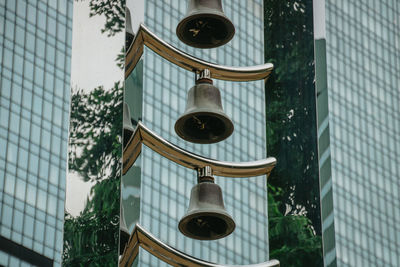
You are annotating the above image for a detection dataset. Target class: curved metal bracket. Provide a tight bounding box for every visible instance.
[123,121,276,177]
[125,24,274,82]
[120,223,280,267]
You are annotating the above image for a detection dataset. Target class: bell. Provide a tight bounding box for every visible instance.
[126,7,135,50]
[123,102,135,148]
[176,0,235,48]
[179,167,235,240]
[119,205,130,254]
[175,70,234,144]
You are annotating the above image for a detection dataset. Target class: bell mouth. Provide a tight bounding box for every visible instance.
[174,111,234,144]
[179,212,235,240]
[176,14,235,48]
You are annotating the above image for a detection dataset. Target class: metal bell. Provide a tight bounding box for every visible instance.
[126,7,135,50]
[179,167,235,240]
[123,102,135,148]
[175,70,234,144]
[176,0,235,48]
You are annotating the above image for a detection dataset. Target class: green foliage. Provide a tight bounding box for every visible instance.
[63,179,120,267]
[63,84,123,266]
[87,0,126,69]
[64,2,126,265]
[268,185,322,267]
[116,47,126,70]
[89,0,126,36]
[264,0,323,265]
[264,0,321,233]
[68,83,123,182]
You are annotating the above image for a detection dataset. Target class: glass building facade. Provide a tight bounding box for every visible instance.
[325,0,400,266]
[2,0,399,266]
[0,0,72,266]
[124,0,270,265]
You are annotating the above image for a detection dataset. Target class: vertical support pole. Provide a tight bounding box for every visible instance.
[121,0,145,264]
[63,0,125,265]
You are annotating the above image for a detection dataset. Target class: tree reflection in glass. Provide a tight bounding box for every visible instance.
[264,0,323,266]
[63,85,123,266]
[63,0,125,265]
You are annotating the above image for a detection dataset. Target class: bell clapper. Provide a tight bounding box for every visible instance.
[192,115,206,130]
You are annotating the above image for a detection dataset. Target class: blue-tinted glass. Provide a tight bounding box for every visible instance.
[15,178,26,201]
[47,16,56,36]
[0,107,9,128]
[45,72,54,91]
[47,194,57,216]
[37,10,46,30]
[46,44,55,62]
[22,89,32,109]
[55,78,64,98]
[9,256,20,267]
[9,112,20,133]
[6,142,18,164]
[15,25,25,47]
[325,1,400,266]
[41,129,51,150]
[26,184,36,207]
[35,37,45,58]
[36,189,46,212]
[0,250,8,266]
[0,169,4,191]
[30,123,40,144]
[39,159,49,179]
[13,209,24,232]
[3,48,13,70]
[5,19,15,40]
[2,204,13,227]
[45,225,55,247]
[27,4,36,23]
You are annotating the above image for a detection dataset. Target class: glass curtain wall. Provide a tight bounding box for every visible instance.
[0,1,72,266]
[326,0,400,266]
